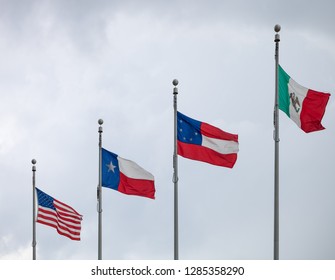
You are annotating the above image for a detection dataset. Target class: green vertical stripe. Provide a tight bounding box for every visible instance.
[278,65,291,117]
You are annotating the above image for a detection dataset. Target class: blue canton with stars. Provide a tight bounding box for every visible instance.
[36,188,56,210]
[101,148,120,191]
[177,111,203,145]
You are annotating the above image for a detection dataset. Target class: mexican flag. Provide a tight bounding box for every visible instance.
[278,65,330,133]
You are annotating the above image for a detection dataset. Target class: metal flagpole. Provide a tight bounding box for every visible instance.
[172,79,179,260]
[273,24,281,260]
[97,119,104,260]
[32,158,37,260]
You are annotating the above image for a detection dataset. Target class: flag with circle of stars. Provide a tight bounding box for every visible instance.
[176,111,239,168]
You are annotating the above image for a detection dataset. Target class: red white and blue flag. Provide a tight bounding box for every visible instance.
[177,111,239,168]
[102,148,156,199]
[36,188,82,241]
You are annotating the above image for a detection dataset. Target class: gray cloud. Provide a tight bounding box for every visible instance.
[0,0,334,260]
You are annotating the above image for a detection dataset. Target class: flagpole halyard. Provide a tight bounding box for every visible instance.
[273,24,281,260]
[172,79,179,260]
[98,119,103,260]
[32,159,37,260]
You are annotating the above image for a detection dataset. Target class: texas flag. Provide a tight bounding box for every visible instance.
[177,111,239,168]
[101,148,155,199]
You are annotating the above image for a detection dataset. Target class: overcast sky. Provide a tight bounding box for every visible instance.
[0,0,334,260]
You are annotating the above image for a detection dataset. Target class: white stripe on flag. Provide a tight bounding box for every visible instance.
[37,206,81,238]
[287,78,308,128]
[118,156,154,180]
[202,135,239,154]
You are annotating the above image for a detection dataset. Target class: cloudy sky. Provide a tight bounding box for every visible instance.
[0,0,334,260]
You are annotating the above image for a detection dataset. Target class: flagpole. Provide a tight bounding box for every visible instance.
[172,79,179,260]
[32,158,37,260]
[273,24,281,260]
[98,119,103,260]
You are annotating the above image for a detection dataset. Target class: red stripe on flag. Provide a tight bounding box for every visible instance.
[178,141,237,168]
[37,205,82,240]
[300,89,330,133]
[37,214,81,240]
[54,199,82,216]
[118,172,155,199]
[56,213,82,226]
[200,122,239,141]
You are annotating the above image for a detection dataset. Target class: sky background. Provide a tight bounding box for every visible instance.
[0,0,334,260]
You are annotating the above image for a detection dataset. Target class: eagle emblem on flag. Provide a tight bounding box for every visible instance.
[290,92,301,113]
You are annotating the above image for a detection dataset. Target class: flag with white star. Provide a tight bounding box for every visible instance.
[101,148,155,199]
[177,111,239,168]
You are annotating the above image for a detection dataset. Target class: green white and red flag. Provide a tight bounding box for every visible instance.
[278,65,330,133]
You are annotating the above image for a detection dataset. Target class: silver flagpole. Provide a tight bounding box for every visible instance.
[98,119,104,260]
[32,159,37,260]
[172,79,179,260]
[273,24,281,260]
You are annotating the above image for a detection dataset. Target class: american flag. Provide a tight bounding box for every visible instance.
[36,188,82,241]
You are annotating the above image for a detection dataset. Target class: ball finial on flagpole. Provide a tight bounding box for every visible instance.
[173,79,178,95]
[274,24,281,42]
[31,159,37,171]
[98,119,103,125]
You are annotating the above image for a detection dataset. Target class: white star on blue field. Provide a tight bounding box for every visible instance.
[107,162,117,173]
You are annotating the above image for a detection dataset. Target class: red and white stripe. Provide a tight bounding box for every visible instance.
[117,156,156,199]
[37,199,82,241]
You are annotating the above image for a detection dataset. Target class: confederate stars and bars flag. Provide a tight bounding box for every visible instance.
[177,111,239,168]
